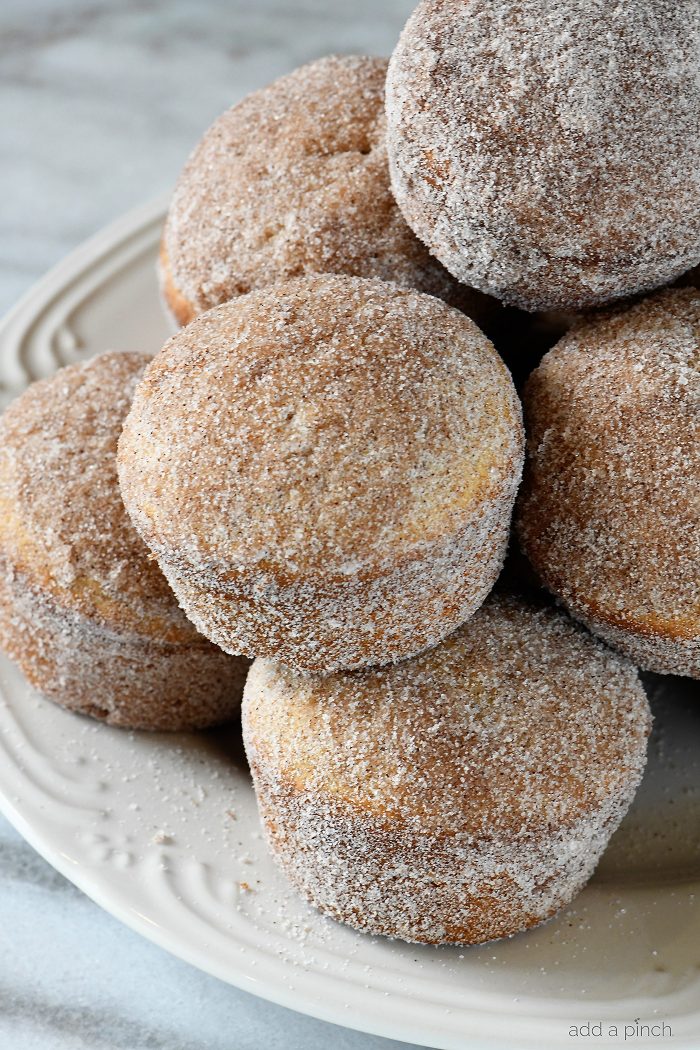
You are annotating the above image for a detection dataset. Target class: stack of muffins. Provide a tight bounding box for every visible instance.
[1,0,698,946]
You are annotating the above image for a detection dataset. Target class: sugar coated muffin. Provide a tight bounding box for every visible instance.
[386,0,700,312]
[161,54,494,329]
[118,275,524,674]
[243,593,651,944]
[0,352,249,730]
[517,288,700,677]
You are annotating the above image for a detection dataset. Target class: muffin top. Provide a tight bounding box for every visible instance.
[244,593,650,839]
[518,287,700,642]
[162,54,489,324]
[119,275,523,578]
[386,0,700,311]
[0,351,200,642]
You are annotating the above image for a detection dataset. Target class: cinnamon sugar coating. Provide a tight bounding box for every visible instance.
[160,54,495,329]
[243,593,650,945]
[118,275,524,674]
[386,0,700,312]
[0,352,248,730]
[517,288,700,677]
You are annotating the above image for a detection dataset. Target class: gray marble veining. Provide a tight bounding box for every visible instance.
[0,2,427,1047]
[0,0,416,315]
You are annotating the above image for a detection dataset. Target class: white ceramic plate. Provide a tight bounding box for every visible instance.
[0,199,699,1050]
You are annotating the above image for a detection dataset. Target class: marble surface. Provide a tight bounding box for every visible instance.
[0,0,417,315]
[0,2,427,1047]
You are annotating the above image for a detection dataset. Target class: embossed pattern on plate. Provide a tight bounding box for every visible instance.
[0,199,698,1050]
